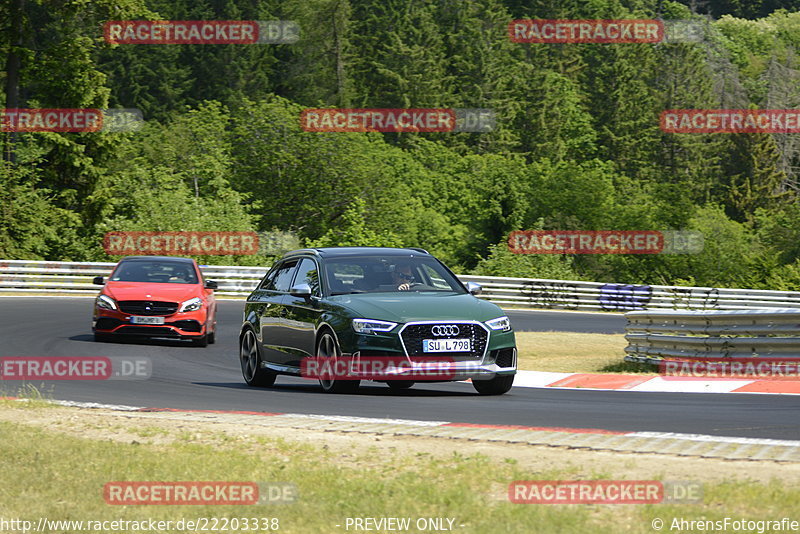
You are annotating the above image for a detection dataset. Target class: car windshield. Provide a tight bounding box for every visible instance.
[324,256,465,295]
[110,260,198,284]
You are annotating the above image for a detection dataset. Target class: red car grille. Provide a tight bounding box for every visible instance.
[118,300,179,316]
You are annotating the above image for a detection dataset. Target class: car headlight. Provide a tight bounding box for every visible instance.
[485,316,511,332]
[352,318,398,334]
[179,297,204,313]
[96,294,117,311]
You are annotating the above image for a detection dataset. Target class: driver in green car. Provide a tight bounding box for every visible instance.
[391,262,416,291]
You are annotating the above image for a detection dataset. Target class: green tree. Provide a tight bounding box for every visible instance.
[280,0,355,107]
[663,205,763,287]
[755,203,800,264]
[472,241,581,280]
[720,131,793,221]
[350,0,454,109]
[96,166,259,265]
[522,71,597,162]
[229,96,425,245]
[434,0,530,154]
[306,197,403,247]
[0,160,82,260]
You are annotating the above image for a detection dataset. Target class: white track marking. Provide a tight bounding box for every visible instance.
[628,376,753,393]
[627,431,800,447]
[17,399,798,448]
[278,413,449,427]
[512,370,572,388]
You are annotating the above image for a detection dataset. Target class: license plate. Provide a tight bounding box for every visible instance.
[130,316,165,325]
[422,338,471,352]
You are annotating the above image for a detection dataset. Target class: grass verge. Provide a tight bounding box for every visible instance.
[0,383,57,408]
[0,404,797,534]
[515,331,656,374]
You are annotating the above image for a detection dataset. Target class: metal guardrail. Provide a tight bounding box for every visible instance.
[624,309,800,362]
[2,260,800,312]
[458,275,800,311]
[0,260,264,297]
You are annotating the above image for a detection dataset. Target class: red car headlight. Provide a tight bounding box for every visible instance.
[179,297,203,313]
[96,294,117,310]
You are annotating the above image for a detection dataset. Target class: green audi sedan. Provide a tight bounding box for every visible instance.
[239,247,516,394]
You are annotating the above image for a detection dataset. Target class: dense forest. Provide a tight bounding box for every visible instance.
[2,0,800,289]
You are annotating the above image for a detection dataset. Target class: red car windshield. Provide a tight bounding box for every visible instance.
[110,261,198,284]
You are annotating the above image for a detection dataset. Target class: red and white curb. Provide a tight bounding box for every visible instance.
[513,370,800,395]
[8,399,794,462]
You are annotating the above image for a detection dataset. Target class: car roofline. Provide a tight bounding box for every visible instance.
[282,247,431,259]
[118,256,196,263]
[281,248,321,258]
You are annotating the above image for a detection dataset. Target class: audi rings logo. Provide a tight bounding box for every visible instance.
[431,325,460,336]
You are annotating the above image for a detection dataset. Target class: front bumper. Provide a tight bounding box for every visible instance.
[93,308,208,339]
[350,348,517,381]
[341,321,517,382]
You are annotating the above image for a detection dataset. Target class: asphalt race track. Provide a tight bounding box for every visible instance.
[505,309,626,333]
[1,297,798,440]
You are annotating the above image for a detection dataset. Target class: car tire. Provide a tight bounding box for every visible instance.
[193,334,209,347]
[208,309,217,344]
[472,374,514,395]
[240,329,277,387]
[316,330,360,394]
[387,381,415,390]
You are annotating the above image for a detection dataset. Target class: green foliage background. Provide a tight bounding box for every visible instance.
[2,0,800,288]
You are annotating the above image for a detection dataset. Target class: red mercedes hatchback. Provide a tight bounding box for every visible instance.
[92,256,218,346]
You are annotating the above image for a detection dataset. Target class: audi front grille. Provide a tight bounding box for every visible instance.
[399,321,489,362]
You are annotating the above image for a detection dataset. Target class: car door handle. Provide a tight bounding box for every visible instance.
[279,308,288,317]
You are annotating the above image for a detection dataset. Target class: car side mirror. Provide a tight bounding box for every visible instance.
[204,280,218,290]
[290,283,312,298]
[92,276,104,285]
[465,282,482,295]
